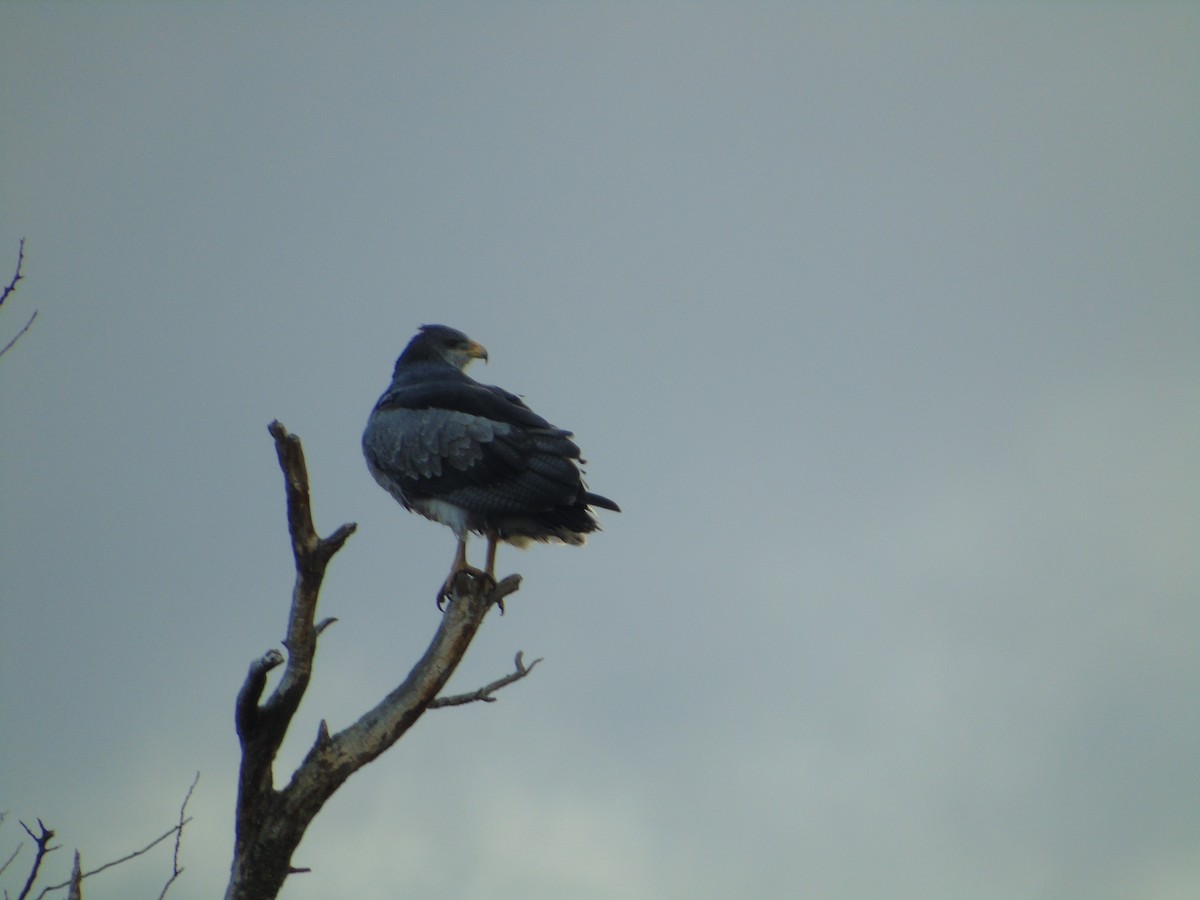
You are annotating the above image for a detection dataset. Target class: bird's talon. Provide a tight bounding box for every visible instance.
[438,566,495,608]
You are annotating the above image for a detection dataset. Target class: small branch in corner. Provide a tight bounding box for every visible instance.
[32,774,197,900]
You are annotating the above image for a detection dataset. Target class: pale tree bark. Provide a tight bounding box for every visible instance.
[224,422,533,900]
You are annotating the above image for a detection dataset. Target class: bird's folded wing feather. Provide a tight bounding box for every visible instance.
[365,392,585,512]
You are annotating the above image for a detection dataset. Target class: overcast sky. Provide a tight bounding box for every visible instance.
[2,4,1197,899]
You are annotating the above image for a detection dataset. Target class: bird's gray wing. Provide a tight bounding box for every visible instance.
[364,404,586,517]
[364,407,502,480]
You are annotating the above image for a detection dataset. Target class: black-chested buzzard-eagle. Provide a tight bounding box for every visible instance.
[363,324,619,605]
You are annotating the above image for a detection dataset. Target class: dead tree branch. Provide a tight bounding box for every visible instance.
[32,824,186,899]
[225,422,531,900]
[19,777,196,900]
[16,820,56,900]
[154,771,198,900]
[65,853,81,900]
[0,239,24,307]
[2,774,193,899]
[32,811,194,900]
[1,843,20,879]
[0,811,20,879]
[0,239,35,359]
[0,310,36,358]
[429,651,543,707]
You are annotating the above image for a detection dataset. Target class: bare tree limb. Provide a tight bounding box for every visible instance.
[268,419,356,718]
[61,822,190,885]
[0,239,35,359]
[64,854,80,900]
[31,773,197,900]
[16,820,56,900]
[429,651,544,708]
[225,422,535,900]
[0,310,36,359]
[2,757,195,899]
[31,823,190,900]
[234,649,283,739]
[154,772,198,900]
[1,843,21,879]
[0,239,24,308]
[0,811,20,879]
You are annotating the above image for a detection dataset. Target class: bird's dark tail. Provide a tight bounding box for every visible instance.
[585,492,620,513]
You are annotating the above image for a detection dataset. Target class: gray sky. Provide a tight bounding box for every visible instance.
[2,4,1197,898]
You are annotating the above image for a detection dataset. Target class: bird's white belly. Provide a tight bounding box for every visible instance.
[411,497,472,536]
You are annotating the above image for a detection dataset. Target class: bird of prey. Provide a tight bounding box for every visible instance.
[363,324,619,606]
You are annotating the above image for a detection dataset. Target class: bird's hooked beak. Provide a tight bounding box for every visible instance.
[468,339,489,364]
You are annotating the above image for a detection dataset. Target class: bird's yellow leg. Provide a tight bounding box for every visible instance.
[484,534,504,613]
[438,534,494,609]
[439,535,473,608]
[451,534,469,573]
[484,534,498,580]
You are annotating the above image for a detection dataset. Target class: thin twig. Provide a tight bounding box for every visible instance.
[33,820,191,900]
[155,772,199,900]
[429,651,543,708]
[1,842,21,878]
[0,310,37,358]
[0,814,20,877]
[0,239,35,359]
[0,239,24,308]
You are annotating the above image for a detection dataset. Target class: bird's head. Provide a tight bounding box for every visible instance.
[397,324,489,372]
